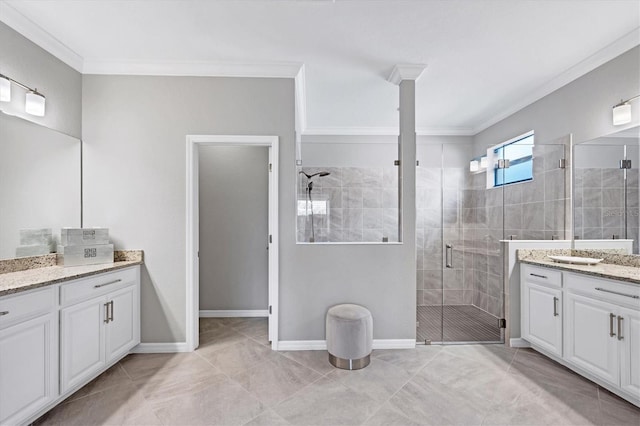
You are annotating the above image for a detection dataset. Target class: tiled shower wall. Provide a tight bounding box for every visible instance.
[574,167,640,253]
[296,167,399,243]
[417,143,569,320]
[500,143,569,241]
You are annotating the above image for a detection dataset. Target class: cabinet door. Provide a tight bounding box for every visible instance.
[565,292,618,386]
[619,307,640,399]
[60,296,106,393]
[0,313,57,425]
[523,282,563,356]
[105,285,138,364]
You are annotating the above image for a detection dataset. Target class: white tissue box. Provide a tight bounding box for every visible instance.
[16,245,52,257]
[57,244,114,266]
[61,228,109,246]
[19,228,52,246]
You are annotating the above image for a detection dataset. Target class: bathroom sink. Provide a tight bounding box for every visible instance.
[547,255,603,265]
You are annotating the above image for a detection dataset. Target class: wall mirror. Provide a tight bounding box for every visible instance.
[573,126,639,254]
[0,111,81,260]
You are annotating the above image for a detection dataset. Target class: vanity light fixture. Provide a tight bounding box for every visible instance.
[612,95,639,126]
[0,73,46,116]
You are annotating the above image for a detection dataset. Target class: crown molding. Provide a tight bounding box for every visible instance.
[82,60,303,78]
[417,127,475,136]
[472,26,640,135]
[303,126,398,136]
[303,126,474,136]
[0,2,84,71]
[387,64,427,85]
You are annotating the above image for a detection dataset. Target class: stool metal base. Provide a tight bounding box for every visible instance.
[328,353,371,370]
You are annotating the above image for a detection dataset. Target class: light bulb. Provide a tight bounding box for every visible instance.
[612,103,631,126]
[0,76,10,102]
[25,91,45,116]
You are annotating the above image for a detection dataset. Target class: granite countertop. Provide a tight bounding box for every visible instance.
[518,249,640,285]
[0,250,143,297]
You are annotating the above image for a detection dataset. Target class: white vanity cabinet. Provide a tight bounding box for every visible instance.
[619,307,640,397]
[0,287,58,426]
[565,272,640,394]
[521,263,640,406]
[60,267,140,393]
[521,265,563,356]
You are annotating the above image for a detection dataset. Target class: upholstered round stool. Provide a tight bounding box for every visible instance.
[326,304,372,370]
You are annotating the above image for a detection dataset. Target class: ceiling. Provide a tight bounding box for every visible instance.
[1,0,639,135]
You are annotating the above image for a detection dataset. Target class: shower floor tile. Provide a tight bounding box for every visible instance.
[417,305,502,343]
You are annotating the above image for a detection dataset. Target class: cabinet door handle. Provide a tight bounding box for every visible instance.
[553,297,559,316]
[609,313,616,337]
[595,288,639,299]
[104,302,110,323]
[0,311,9,316]
[445,244,453,268]
[94,279,122,289]
[530,273,547,279]
[617,316,624,341]
[109,301,114,322]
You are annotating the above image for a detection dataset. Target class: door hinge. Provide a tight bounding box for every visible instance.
[496,159,510,169]
[269,234,272,244]
[394,160,400,166]
[416,160,420,166]
[620,159,632,169]
[269,163,273,172]
[558,158,566,169]
[269,305,272,314]
[499,318,506,328]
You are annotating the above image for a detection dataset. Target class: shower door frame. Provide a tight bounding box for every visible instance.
[186,135,280,352]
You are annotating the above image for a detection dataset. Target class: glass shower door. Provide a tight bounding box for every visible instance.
[440,144,504,343]
[417,143,506,344]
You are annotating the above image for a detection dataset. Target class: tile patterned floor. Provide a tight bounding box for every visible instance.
[35,318,640,425]
[417,305,502,343]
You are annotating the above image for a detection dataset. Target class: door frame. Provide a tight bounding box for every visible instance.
[186,135,279,351]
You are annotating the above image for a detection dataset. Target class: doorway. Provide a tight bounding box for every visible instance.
[186,135,279,351]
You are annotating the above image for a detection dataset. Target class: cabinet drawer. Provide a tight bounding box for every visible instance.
[60,267,138,307]
[522,264,562,288]
[565,273,640,309]
[0,287,56,330]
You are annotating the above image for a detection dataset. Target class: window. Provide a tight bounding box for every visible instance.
[489,131,534,188]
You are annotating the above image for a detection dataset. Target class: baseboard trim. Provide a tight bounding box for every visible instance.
[277,339,415,351]
[199,310,269,318]
[509,338,531,348]
[130,342,190,353]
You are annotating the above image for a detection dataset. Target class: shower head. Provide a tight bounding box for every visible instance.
[299,170,331,179]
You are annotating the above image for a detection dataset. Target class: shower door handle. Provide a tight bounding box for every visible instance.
[445,244,453,268]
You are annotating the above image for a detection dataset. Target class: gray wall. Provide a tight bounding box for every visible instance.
[82,76,293,342]
[0,21,82,137]
[82,75,415,343]
[474,46,640,153]
[198,146,269,311]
